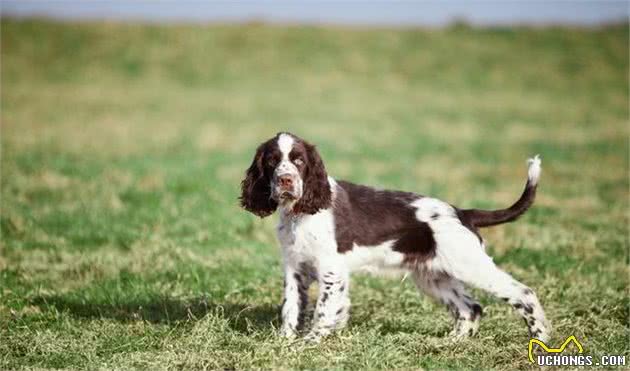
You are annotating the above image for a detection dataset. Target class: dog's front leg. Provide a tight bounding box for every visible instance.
[305,269,350,343]
[280,265,308,339]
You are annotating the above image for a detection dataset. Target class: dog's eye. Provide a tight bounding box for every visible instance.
[293,158,304,166]
[266,158,278,168]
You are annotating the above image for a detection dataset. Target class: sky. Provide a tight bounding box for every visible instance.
[1,1,628,27]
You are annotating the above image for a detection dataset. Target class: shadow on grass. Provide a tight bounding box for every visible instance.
[30,295,280,334]
[375,321,445,337]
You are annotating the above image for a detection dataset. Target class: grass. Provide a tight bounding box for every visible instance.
[1,18,628,370]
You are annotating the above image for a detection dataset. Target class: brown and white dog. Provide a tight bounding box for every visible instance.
[240,132,550,343]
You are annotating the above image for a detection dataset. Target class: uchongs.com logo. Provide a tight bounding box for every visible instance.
[528,335,626,367]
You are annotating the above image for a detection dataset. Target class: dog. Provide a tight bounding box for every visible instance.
[240,132,550,343]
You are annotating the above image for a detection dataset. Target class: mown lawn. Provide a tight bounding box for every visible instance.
[1,19,628,370]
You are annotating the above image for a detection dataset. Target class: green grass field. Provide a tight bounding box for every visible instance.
[1,19,628,370]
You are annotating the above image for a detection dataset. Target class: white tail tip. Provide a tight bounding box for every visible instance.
[527,154,542,185]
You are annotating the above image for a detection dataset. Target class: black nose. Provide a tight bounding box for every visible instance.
[278,175,293,188]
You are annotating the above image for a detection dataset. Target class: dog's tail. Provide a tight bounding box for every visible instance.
[461,155,541,228]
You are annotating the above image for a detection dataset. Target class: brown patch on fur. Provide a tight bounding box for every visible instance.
[292,138,332,215]
[332,181,436,264]
[239,139,278,217]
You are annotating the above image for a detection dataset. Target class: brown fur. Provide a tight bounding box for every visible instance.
[461,180,537,227]
[240,139,278,217]
[292,140,332,215]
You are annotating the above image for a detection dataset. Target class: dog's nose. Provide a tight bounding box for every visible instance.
[278,175,293,188]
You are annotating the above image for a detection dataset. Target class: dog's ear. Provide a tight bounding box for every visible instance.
[293,142,331,214]
[240,143,278,217]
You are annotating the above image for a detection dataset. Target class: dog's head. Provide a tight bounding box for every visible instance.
[240,132,331,217]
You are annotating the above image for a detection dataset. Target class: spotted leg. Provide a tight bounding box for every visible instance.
[443,250,551,342]
[280,265,313,338]
[304,269,350,343]
[414,272,483,339]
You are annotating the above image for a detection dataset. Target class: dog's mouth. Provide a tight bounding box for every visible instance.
[279,191,296,200]
[272,187,299,202]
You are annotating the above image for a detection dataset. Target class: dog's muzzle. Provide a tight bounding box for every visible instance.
[272,173,300,201]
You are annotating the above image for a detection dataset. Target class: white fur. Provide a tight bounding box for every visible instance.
[274,134,304,202]
[277,133,294,160]
[413,197,457,222]
[344,240,406,275]
[276,133,299,176]
[527,154,542,185]
[412,198,488,276]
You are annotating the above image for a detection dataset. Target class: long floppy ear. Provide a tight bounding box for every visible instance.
[240,143,278,217]
[293,143,332,214]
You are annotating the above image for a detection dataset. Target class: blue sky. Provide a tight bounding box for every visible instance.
[1,1,627,26]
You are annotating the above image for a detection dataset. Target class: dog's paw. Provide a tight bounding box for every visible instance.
[303,331,323,344]
[448,322,478,342]
[279,326,297,339]
[530,328,551,344]
[449,332,474,343]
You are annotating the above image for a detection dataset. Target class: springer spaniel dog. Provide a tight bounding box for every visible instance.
[240,132,550,344]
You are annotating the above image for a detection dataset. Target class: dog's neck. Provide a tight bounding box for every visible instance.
[278,200,300,221]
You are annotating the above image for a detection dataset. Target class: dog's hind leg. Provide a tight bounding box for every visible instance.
[413,272,483,338]
[436,247,551,342]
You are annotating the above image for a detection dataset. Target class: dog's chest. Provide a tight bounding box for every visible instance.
[277,208,337,264]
